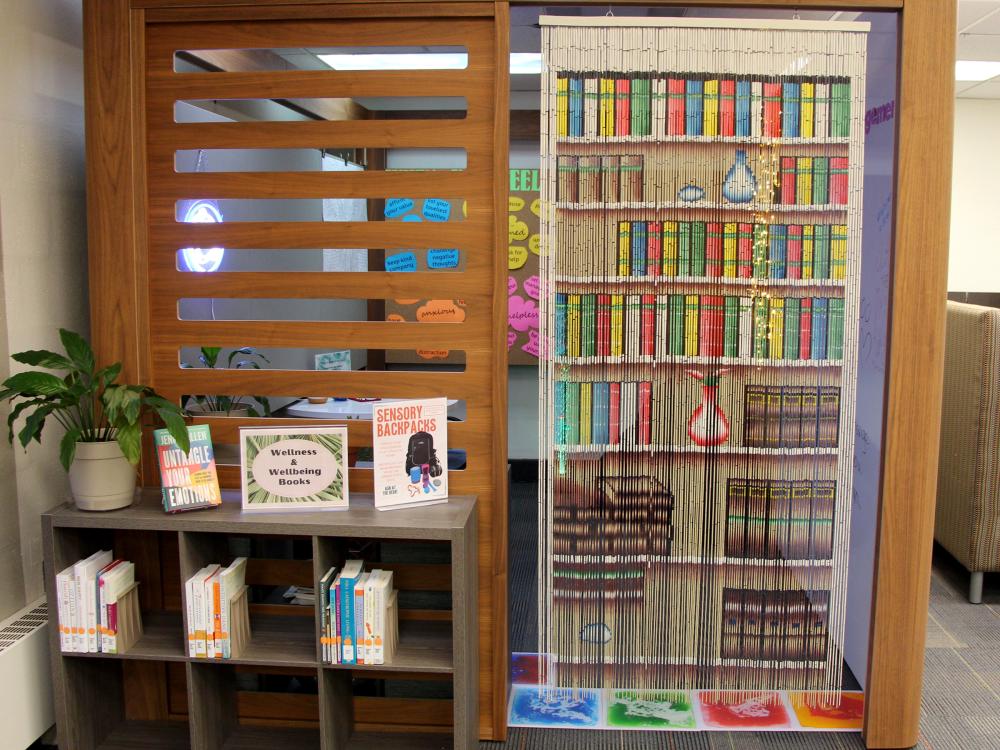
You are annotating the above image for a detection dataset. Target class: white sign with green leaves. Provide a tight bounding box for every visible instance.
[240,426,349,512]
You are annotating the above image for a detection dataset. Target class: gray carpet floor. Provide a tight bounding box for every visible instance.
[488,482,1000,749]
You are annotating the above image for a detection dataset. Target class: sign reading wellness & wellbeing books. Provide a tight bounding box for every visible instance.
[372,397,448,510]
[240,426,349,512]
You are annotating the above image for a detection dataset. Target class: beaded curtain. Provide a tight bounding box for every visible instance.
[537,16,869,698]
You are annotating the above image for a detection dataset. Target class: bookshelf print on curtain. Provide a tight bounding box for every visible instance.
[538,17,868,702]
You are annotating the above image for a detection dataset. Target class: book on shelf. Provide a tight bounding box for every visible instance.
[719,79,736,136]
[556,379,653,448]
[372,397,449,510]
[580,220,849,281]
[721,588,829,662]
[743,384,841,448]
[800,81,816,138]
[155,424,222,514]
[725,477,835,560]
[57,552,139,655]
[322,561,396,666]
[556,293,845,362]
[705,222,723,277]
[556,72,847,139]
[685,78,703,136]
[703,78,719,137]
[782,81,800,138]
[723,222,738,278]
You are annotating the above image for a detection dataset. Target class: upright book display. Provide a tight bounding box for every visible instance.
[539,17,868,696]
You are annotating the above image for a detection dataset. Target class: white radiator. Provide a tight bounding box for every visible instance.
[0,599,53,750]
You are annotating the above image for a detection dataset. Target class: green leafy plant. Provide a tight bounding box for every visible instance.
[181,346,272,417]
[0,329,190,470]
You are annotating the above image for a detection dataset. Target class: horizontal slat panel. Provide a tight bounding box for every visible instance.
[149,219,488,251]
[191,417,486,446]
[157,271,488,301]
[238,692,318,722]
[399,609,452,622]
[355,697,453,727]
[154,368,480,398]
[147,119,490,150]
[248,603,314,618]
[145,6,494,26]
[149,320,490,351]
[246,558,313,587]
[148,199,489,225]
[381,563,451,592]
[151,169,488,200]
[148,69,490,102]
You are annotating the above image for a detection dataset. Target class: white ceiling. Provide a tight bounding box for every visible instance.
[958,0,1000,98]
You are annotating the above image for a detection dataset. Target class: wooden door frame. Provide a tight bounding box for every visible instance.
[85,0,953,747]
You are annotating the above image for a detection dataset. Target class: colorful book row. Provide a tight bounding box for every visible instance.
[554,293,845,361]
[185,557,247,659]
[743,385,841,449]
[556,74,852,140]
[725,478,835,561]
[55,550,135,654]
[720,588,830,662]
[610,221,848,280]
[557,154,643,203]
[775,156,849,206]
[319,561,397,666]
[555,380,654,447]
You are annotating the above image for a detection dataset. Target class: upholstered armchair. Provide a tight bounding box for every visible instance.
[935,301,1000,603]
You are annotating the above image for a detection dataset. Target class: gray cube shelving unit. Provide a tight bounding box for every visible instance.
[42,491,478,750]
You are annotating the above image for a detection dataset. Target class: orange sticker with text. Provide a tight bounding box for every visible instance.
[416,300,466,323]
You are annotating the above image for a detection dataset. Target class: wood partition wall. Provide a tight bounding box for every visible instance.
[84,1,953,748]
[85,0,508,741]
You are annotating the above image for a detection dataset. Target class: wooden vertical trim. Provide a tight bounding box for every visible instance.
[864,1,955,747]
[85,0,141,381]
[490,1,510,741]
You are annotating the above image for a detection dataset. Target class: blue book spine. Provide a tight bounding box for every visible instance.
[782,82,800,137]
[735,80,751,137]
[631,221,646,277]
[811,298,829,360]
[592,382,609,445]
[555,293,567,356]
[569,78,583,137]
[769,224,787,278]
[555,381,567,445]
[685,79,704,136]
[340,576,356,664]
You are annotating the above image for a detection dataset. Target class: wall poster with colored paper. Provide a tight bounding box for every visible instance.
[509,168,542,363]
[532,14,888,731]
[383,195,467,364]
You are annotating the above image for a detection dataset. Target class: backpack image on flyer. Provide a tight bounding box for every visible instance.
[405,431,443,478]
[372,398,449,510]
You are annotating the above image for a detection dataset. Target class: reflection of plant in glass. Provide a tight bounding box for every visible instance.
[0,329,190,469]
[181,346,272,417]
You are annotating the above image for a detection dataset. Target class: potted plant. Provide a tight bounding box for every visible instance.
[181,346,272,417]
[0,329,190,511]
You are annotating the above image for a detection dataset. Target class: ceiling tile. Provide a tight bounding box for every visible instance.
[957,33,1000,61]
[958,0,1000,32]
[957,77,1000,98]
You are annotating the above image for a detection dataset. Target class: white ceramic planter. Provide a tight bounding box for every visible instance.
[68,441,137,512]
